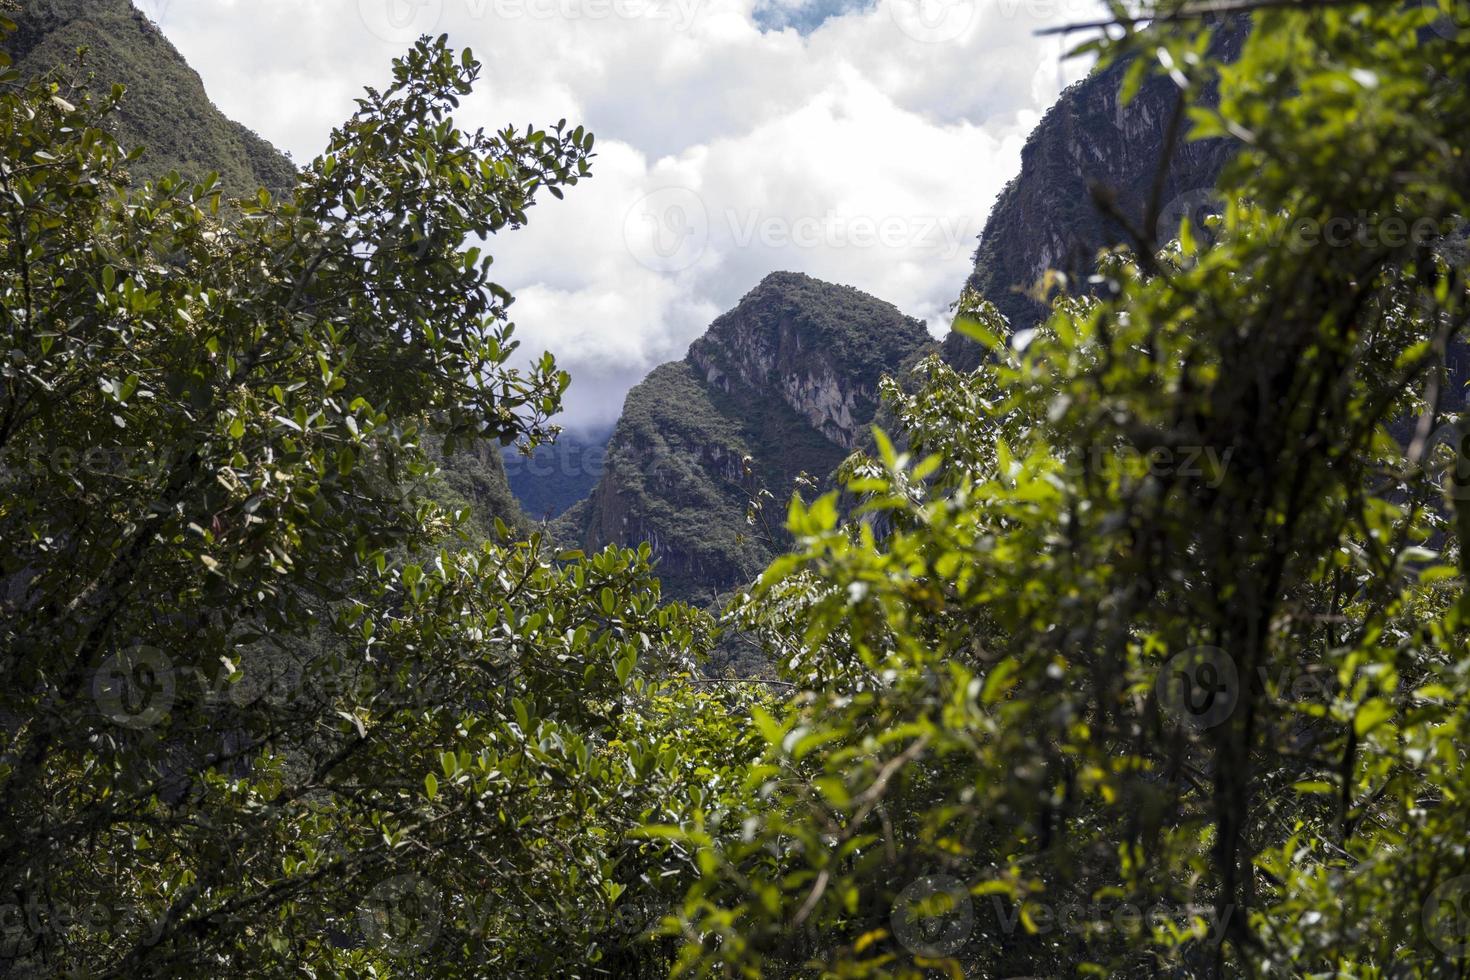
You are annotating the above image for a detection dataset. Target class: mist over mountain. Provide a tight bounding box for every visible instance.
[501,428,613,521]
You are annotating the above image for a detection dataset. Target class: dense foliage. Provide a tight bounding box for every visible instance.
[2,0,1469,977]
[661,6,1470,976]
[0,27,758,977]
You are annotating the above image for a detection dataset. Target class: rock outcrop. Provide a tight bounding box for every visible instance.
[560,272,930,600]
[942,19,1248,369]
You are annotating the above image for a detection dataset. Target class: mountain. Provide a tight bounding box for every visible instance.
[941,19,1248,368]
[7,0,297,198]
[3,0,533,534]
[557,21,1252,602]
[533,25,1252,549]
[557,272,931,602]
[502,428,613,522]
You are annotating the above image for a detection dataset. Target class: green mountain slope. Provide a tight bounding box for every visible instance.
[561,272,931,602]
[7,0,296,197]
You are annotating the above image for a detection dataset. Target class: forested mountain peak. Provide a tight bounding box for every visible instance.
[559,270,928,603]
[6,0,297,197]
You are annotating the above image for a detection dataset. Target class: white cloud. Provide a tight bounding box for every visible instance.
[151,0,1099,429]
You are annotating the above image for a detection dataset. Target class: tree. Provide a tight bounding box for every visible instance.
[0,26,755,977]
[660,5,1470,977]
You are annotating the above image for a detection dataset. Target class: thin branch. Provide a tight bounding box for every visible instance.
[1036,0,1393,35]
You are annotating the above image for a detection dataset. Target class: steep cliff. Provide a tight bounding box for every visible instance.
[942,20,1248,369]
[562,272,930,601]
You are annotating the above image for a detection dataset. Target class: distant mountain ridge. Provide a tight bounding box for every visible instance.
[558,272,931,601]
[502,428,612,521]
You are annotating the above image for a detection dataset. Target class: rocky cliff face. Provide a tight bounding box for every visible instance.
[561,272,930,600]
[688,273,918,449]
[942,19,1248,369]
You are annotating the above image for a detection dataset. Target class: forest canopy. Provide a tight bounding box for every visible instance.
[1,1,1469,977]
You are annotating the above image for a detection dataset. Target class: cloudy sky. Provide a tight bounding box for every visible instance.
[144,0,1101,430]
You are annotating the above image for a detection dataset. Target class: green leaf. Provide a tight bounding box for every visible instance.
[1291,781,1335,794]
[954,315,1003,351]
[1353,699,1395,737]
[981,658,1019,705]
[751,707,786,746]
[614,650,636,687]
